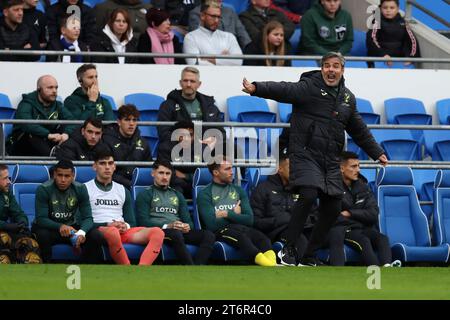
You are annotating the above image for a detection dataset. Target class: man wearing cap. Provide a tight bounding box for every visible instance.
[243,51,388,266]
[250,146,317,259]
[32,159,104,263]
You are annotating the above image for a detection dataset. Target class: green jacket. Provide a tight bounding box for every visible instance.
[34,180,93,233]
[0,189,28,229]
[64,87,115,121]
[135,185,193,229]
[197,182,253,233]
[12,91,75,140]
[298,2,353,55]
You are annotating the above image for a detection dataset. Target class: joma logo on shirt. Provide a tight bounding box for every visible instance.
[215,204,235,211]
[95,199,120,206]
[156,207,177,214]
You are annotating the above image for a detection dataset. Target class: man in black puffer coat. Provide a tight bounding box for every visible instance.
[250,147,317,257]
[243,51,388,266]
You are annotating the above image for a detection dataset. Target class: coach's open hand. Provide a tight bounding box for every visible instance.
[378,154,388,166]
[242,78,255,94]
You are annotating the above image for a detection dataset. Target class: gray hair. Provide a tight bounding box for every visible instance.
[321,52,346,67]
[181,66,200,79]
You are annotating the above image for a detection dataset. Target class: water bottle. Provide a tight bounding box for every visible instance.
[69,230,79,247]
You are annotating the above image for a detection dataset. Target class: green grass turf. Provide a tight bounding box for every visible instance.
[0,264,449,300]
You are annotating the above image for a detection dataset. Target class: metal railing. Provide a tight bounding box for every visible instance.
[1,49,450,64]
[405,0,450,29]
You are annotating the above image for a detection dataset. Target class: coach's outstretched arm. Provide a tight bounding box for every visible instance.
[242,77,309,105]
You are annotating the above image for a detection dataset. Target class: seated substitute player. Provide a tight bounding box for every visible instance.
[197,155,277,267]
[326,151,400,267]
[136,159,215,265]
[0,164,41,264]
[85,150,164,265]
[32,160,104,263]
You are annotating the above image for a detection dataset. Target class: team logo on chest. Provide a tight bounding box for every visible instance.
[95,198,119,206]
[3,195,9,207]
[170,196,178,206]
[67,196,77,209]
[229,191,238,200]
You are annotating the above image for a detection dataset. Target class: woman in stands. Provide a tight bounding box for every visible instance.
[137,8,184,64]
[366,0,420,67]
[91,8,138,64]
[243,20,291,67]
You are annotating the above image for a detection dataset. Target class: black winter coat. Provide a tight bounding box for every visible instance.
[253,70,384,197]
[335,175,379,229]
[90,31,138,64]
[250,174,317,241]
[157,89,223,161]
[366,13,420,58]
[54,128,109,161]
[103,124,151,188]
[0,17,40,61]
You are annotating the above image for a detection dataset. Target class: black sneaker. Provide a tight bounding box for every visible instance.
[298,256,324,267]
[277,245,298,266]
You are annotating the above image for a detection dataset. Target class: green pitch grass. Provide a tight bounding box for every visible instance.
[0,265,449,300]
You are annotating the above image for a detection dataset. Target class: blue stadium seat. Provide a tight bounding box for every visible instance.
[385,98,431,125]
[374,61,416,69]
[344,61,368,68]
[12,164,50,183]
[101,93,116,110]
[278,102,292,123]
[289,27,301,54]
[433,141,450,161]
[0,92,12,108]
[376,167,449,263]
[433,170,450,248]
[74,166,96,183]
[398,0,449,31]
[422,130,450,160]
[292,59,318,67]
[349,30,367,56]
[346,135,368,160]
[436,99,450,125]
[227,96,275,123]
[36,0,45,12]
[12,183,39,227]
[413,168,437,220]
[371,129,421,160]
[124,93,162,138]
[0,93,14,137]
[192,168,247,262]
[356,98,380,124]
[222,0,248,13]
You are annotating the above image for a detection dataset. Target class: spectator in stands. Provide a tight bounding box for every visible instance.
[95,0,151,41]
[271,0,312,24]
[23,0,48,48]
[189,0,251,50]
[157,66,224,164]
[239,0,295,45]
[242,52,387,267]
[0,0,40,61]
[366,0,420,67]
[103,104,151,189]
[46,0,96,46]
[326,151,400,267]
[137,7,184,64]
[243,20,291,66]
[46,15,90,62]
[183,1,243,66]
[91,8,139,64]
[8,75,74,156]
[152,0,200,35]
[32,159,104,263]
[298,0,353,55]
[197,156,277,267]
[55,118,109,161]
[136,159,215,265]
[159,120,217,198]
[0,164,42,264]
[86,150,164,265]
[64,64,115,121]
[250,147,316,258]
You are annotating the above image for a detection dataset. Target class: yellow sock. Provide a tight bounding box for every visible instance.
[254,252,276,267]
[263,250,277,264]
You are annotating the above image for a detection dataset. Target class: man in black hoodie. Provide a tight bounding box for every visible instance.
[157,66,224,162]
[243,51,388,266]
[55,117,109,161]
[326,151,399,267]
[103,104,151,189]
[23,0,47,48]
[0,0,40,61]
